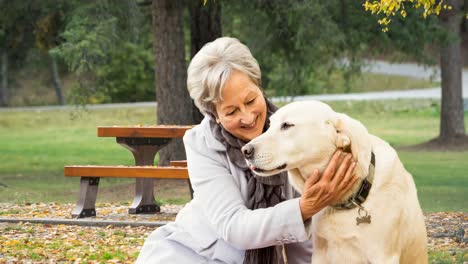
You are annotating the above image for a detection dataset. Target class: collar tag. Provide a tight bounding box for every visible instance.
[356,209,372,225]
[353,201,372,225]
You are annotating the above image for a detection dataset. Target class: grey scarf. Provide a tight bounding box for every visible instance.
[209,98,287,264]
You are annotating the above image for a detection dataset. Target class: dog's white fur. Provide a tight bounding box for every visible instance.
[244,100,428,263]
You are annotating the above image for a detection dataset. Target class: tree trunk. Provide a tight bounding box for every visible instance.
[189,0,222,124]
[189,0,222,58]
[152,0,196,165]
[0,48,8,107]
[439,0,466,141]
[50,54,65,105]
[463,0,468,34]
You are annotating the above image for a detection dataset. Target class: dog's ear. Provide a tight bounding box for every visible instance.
[333,113,372,178]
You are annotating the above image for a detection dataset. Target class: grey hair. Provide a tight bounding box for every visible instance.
[187,37,262,116]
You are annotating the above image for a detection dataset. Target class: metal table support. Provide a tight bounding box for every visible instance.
[117,137,171,214]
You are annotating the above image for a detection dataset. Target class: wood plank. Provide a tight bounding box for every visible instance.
[64,165,189,179]
[97,126,193,138]
[169,160,188,167]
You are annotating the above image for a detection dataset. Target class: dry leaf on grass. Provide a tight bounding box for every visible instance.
[0,203,466,262]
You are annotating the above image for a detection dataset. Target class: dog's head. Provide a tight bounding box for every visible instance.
[242,100,372,182]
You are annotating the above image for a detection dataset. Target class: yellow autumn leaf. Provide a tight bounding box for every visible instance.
[364,0,443,30]
[32,248,43,254]
[5,240,20,246]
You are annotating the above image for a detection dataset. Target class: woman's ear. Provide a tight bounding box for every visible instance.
[209,110,220,124]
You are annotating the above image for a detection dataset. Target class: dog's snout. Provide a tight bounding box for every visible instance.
[242,144,255,159]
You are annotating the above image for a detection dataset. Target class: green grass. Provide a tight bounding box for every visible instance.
[429,250,467,264]
[0,107,156,203]
[399,152,468,212]
[0,99,467,212]
[323,72,439,94]
[327,100,468,212]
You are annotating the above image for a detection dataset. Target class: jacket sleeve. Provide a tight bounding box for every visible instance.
[184,133,312,250]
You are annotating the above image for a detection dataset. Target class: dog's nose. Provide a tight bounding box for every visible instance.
[242,144,255,159]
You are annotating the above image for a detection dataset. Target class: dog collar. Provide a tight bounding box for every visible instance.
[332,152,375,210]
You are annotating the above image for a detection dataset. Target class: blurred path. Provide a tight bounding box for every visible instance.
[2,60,468,112]
[364,60,441,81]
[277,60,468,103]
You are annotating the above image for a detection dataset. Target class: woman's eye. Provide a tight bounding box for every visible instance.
[247,98,256,105]
[226,110,236,116]
[281,122,294,130]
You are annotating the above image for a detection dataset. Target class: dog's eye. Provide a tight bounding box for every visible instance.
[281,122,294,130]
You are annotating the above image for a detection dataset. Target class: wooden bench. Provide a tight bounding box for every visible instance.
[64,125,193,218]
[64,163,190,218]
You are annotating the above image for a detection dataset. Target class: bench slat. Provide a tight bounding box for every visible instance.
[97,126,192,138]
[64,165,188,179]
[169,160,188,167]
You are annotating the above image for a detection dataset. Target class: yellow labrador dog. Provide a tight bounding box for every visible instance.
[242,100,427,263]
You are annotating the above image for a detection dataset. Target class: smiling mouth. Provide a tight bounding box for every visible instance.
[241,116,258,130]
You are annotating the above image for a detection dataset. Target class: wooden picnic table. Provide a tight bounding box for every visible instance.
[97,125,193,214]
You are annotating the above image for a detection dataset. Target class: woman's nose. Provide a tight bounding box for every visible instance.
[240,111,255,125]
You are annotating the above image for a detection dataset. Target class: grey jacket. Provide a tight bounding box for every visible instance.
[136,116,313,264]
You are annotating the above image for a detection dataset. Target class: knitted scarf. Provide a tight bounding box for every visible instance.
[209,98,288,264]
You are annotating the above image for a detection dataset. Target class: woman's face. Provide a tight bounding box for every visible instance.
[215,70,267,142]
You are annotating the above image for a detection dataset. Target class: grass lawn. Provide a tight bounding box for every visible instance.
[328,100,468,212]
[265,72,439,97]
[0,99,467,212]
[325,72,439,94]
[0,107,155,203]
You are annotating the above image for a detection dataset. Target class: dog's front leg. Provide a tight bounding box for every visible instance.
[370,255,400,264]
[311,234,330,264]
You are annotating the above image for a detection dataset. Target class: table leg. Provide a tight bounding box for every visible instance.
[129,178,159,214]
[117,138,171,214]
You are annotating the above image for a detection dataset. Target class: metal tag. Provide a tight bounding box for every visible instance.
[356,207,371,225]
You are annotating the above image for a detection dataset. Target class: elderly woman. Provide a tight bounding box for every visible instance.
[136,37,357,264]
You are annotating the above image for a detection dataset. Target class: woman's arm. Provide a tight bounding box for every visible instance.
[185,135,357,250]
[185,140,308,250]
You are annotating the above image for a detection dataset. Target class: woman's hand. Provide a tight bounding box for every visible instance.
[299,150,358,221]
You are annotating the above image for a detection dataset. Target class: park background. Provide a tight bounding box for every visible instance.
[0,0,467,263]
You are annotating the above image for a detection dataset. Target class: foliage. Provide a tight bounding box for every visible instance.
[363,0,444,31]
[0,1,42,69]
[51,0,154,104]
[0,0,453,106]
[364,0,468,32]
[95,42,154,103]
[223,0,344,96]
[222,0,443,97]
[51,5,119,74]
[34,1,69,52]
